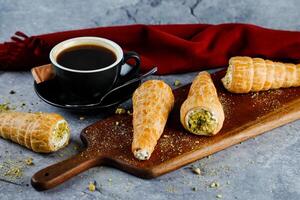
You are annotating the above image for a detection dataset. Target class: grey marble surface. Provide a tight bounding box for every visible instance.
[0,0,299,199]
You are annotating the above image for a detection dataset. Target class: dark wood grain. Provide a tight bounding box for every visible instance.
[31,70,300,191]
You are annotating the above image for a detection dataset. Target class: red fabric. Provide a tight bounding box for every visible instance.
[1,23,300,74]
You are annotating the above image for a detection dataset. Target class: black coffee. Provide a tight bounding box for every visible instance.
[57,45,117,70]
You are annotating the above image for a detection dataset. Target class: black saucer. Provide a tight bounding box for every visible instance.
[34,77,141,112]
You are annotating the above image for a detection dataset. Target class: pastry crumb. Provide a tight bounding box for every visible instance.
[115,121,120,126]
[251,93,258,98]
[210,181,220,188]
[79,116,85,121]
[192,167,201,175]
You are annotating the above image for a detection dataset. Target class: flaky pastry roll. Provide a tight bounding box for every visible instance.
[180,71,224,136]
[0,112,70,153]
[132,80,174,160]
[222,56,300,93]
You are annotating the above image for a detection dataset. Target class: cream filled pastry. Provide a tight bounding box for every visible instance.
[0,112,70,153]
[132,80,174,160]
[180,71,224,136]
[222,56,300,93]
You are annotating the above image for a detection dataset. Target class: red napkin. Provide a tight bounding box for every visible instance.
[1,23,300,74]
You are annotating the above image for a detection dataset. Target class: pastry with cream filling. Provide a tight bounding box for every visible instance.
[222,56,300,93]
[132,80,174,160]
[0,111,70,153]
[180,71,224,136]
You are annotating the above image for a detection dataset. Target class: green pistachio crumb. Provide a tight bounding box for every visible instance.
[115,108,126,114]
[24,157,34,165]
[187,109,217,135]
[0,103,10,112]
[174,80,181,86]
[127,110,132,115]
[88,182,96,192]
[5,167,22,178]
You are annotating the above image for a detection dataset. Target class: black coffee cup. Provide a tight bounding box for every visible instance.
[49,37,140,99]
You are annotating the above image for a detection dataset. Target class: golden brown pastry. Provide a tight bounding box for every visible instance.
[180,71,224,136]
[132,80,174,160]
[0,111,70,153]
[222,56,300,93]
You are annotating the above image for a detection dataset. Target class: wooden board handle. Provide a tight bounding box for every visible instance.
[31,64,54,84]
[31,149,102,191]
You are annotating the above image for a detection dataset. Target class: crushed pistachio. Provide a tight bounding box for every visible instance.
[53,121,69,141]
[115,107,126,114]
[174,80,181,86]
[166,185,176,193]
[187,109,217,135]
[216,194,222,199]
[0,103,10,112]
[127,110,132,115]
[210,181,220,188]
[192,167,201,175]
[108,178,112,182]
[0,157,29,180]
[88,182,96,192]
[5,167,23,178]
[24,157,34,165]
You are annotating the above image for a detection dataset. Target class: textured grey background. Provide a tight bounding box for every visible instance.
[0,0,299,199]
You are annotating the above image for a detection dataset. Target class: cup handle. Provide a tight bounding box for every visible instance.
[118,51,141,84]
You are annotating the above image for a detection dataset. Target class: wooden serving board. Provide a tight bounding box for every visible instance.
[31,71,300,191]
